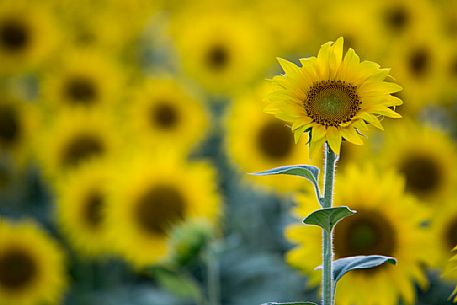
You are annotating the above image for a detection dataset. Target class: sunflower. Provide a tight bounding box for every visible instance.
[430,200,457,283]
[41,50,123,110]
[224,83,320,193]
[105,154,221,268]
[0,94,37,167]
[286,164,434,305]
[383,28,447,114]
[252,0,315,55]
[368,0,440,42]
[125,77,209,155]
[265,37,402,156]
[170,6,272,94]
[0,219,66,305]
[0,1,58,74]
[54,160,112,257]
[375,120,457,205]
[316,0,384,60]
[35,108,120,181]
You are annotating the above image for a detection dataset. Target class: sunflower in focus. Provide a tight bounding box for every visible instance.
[126,77,209,155]
[171,7,272,94]
[54,161,112,257]
[106,155,221,267]
[41,50,123,110]
[265,37,402,155]
[36,109,119,181]
[376,120,457,205]
[0,1,58,74]
[0,219,66,305]
[286,164,434,305]
[225,84,320,193]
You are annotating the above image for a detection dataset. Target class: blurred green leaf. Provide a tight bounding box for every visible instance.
[331,255,397,284]
[148,267,203,301]
[303,206,356,232]
[250,165,320,200]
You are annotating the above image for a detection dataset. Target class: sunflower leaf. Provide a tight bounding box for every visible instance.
[332,255,397,283]
[303,206,356,232]
[250,165,320,200]
[262,302,317,305]
[148,266,204,300]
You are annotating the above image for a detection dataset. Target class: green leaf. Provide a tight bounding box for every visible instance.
[332,255,397,283]
[262,302,317,305]
[303,206,356,232]
[250,165,320,200]
[150,267,203,300]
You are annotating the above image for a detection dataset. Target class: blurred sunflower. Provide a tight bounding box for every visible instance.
[54,161,111,257]
[41,50,123,110]
[126,77,209,155]
[0,94,37,167]
[36,109,120,181]
[384,29,447,114]
[431,200,457,281]
[224,84,320,193]
[53,0,155,52]
[0,1,58,74]
[376,120,457,205]
[170,7,272,94]
[316,0,383,60]
[265,37,402,155]
[0,219,66,305]
[253,0,315,55]
[286,164,433,305]
[367,0,440,41]
[106,155,221,267]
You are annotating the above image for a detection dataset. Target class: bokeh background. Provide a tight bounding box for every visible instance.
[1,0,457,305]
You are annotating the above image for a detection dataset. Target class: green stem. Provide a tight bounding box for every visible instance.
[207,242,220,305]
[322,143,337,305]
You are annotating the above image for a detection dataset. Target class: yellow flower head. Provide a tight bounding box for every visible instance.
[265,37,403,155]
[0,219,66,305]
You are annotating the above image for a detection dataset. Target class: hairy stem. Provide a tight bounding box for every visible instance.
[322,143,337,305]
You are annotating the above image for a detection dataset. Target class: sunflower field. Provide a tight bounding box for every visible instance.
[1,1,457,305]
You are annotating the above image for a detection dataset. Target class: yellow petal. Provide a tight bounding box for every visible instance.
[326,126,342,155]
[329,37,344,79]
[309,136,326,159]
[359,112,384,130]
[312,124,326,141]
[277,57,300,75]
[358,81,403,97]
[316,41,332,80]
[364,105,402,118]
[340,127,364,145]
[337,48,360,80]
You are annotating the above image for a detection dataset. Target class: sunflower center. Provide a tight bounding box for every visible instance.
[0,248,37,290]
[445,216,457,251]
[61,134,105,169]
[64,76,98,105]
[0,105,20,146]
[256,120,294,160]
[82,191,104,229]
[206,44,229,70]
[384,6,409,32]
[334,209,396,259]
[305,80,360,127]
[408,48,429,77]
[0,19,29,52]
[399,154,441,198]
[135,185,185,236]
[150,102,180,130]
